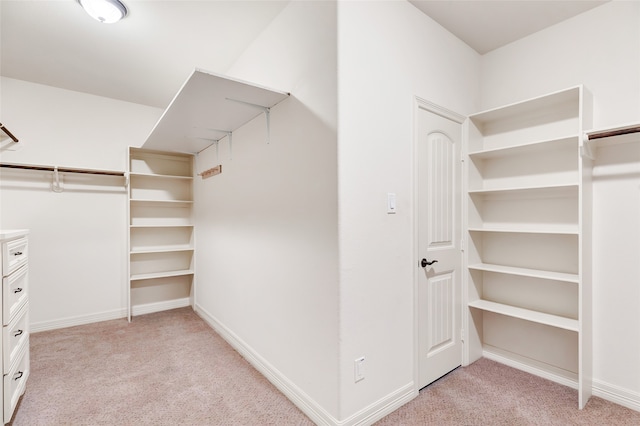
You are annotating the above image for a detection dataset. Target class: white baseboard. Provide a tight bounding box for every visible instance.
[131,297,191,317]
[593,379,640,413]
[482,348,578,390]
[482,349,640,413]
[31,308,126,333]
[194,304,337,425]
[339,383,416,426]
[194,303,416,426]
[31,298,191,333]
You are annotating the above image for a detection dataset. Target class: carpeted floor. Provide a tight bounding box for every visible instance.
[10,307,640,425]
[374,360,640,425]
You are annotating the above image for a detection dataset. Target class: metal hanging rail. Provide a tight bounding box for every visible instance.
[0,162,125,176]
[585,124,640,140]
[0,123,19,143]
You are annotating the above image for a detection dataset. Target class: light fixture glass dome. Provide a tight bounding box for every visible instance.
[78,0,128,24]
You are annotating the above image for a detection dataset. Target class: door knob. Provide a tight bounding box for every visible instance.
[421,258,438,267]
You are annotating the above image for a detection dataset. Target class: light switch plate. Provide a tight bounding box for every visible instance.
[387,193,396,214]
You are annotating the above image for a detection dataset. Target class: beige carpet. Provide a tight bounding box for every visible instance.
[10,307,640,425]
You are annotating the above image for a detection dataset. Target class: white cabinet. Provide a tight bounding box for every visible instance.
[127,148,195,321]
[0,230,29,423]
[464,86,593,408]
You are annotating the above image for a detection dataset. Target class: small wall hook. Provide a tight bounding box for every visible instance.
[52,166,64,193]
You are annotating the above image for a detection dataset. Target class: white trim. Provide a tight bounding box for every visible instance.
[482,349,578,390]
[30,298,192,333]
[412,96,466,390]
[194,304,337,425]
[31,308,126,333]
[415,96,466,124]
[195,304,416,426]
[131,297,191,317]
[337,383,416,426]
[593,379,640,413]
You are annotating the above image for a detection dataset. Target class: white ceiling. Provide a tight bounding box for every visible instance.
[0,0,289,108]
[409,0,609,54]
[0,0,610,109]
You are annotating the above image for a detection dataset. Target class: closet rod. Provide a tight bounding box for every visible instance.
[0,123,19,143]
[586,125,640,140]
[0,162,125,176]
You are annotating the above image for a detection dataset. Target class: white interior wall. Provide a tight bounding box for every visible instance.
[192,1,340,421]
[0,0,637,422]
[336,1,479,421]
[0,77,161,329]
[479,0,640,406]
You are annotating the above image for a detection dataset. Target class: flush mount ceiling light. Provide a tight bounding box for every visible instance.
[77,0,128,24]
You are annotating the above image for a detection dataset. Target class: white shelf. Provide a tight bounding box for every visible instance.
[130,172,193,181]
[468,300,579,332]
[468,225,579,235]
[468,263,579,283]
[468,135,578,159]
[468,183,578,196]
[130,269,194,281]
[130,224,194,229]
[130,247,194,255]
[469,86,581,127]
[143,68,289,154]
[130,199,193,206]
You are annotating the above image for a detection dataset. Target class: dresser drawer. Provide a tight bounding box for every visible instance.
[3,303,28,373]
[2,265,27,326]
[2,237,27,278]
[3,343,28,424]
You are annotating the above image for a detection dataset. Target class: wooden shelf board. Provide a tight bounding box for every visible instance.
[468,263,579,283]
[129,172,193,180]
[130,270,194,281]
[130,247,194,255]
[468,299,579,332]
[130,199,193,206]
[468,183,579,197]
[468,225,579,235]
[468,135,578,159]
[143,68,289,154]
[130,224,194,229]
[469,86,581,127]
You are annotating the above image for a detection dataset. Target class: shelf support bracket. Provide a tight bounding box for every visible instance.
[225,98,272,144]
[580,133,595,160]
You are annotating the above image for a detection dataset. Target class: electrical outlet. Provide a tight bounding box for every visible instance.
[354,356,365,382]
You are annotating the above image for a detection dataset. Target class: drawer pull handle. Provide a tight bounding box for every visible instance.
[13,251,23,256]
[13,330,23,337]
[13,371,23,381]
[13,288,23,294]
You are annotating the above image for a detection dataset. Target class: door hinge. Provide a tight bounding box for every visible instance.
[461,328,465,342]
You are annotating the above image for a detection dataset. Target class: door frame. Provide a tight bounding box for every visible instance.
[413,96,466,392]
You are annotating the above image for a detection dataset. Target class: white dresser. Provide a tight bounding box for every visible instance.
[0,230,29,424]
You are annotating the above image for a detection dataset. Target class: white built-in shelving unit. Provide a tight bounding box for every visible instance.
[125,69,288,321]
[127,148,195,321]
[464,86,593,408]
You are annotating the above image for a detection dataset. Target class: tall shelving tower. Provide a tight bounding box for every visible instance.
[463,86,593,408]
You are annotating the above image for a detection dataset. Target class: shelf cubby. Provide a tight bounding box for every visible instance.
[127,148,195,321]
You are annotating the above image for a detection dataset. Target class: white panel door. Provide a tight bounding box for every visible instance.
[417,104,463,388]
